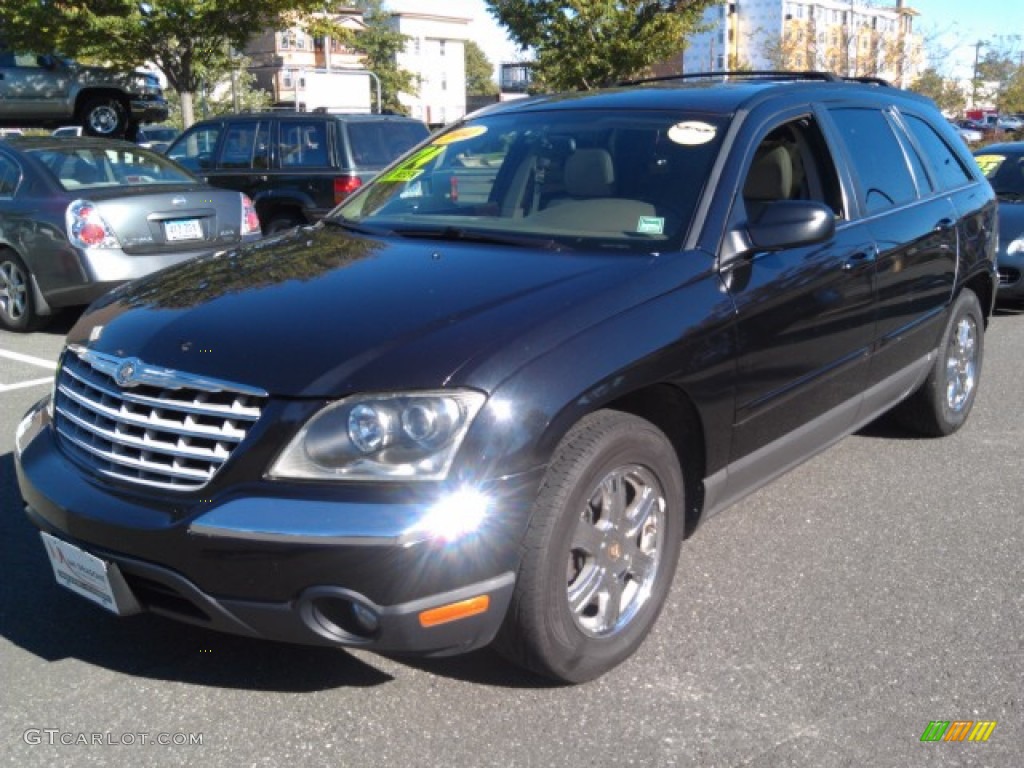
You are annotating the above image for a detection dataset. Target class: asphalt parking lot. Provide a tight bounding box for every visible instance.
[1,308,1021,767]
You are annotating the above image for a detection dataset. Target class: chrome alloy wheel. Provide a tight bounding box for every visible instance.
[87,104,120,135]
[0,258,29,323]
[945,314,979,412]
[567,465,666,637]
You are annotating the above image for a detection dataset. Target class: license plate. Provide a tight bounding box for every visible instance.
[40,532,138,615]
[164,218,204,241]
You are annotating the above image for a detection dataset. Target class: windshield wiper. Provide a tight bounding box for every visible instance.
[322,217,395,236]
[391,226,572,251]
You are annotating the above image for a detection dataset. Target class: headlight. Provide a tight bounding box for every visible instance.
[269,390,486,482]
[1007,236,1024,256]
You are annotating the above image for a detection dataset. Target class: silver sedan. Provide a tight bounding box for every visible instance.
[0,136,261,331]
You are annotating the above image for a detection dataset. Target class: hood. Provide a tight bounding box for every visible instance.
[69,225,677,398]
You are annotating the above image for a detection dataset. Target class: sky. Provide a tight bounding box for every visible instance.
[384,0,1024,83]
[909,0,1024,80]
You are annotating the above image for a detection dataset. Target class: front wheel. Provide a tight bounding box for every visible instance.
[81,97,128,138]
[495,411,685,683]
[894,289,985,436]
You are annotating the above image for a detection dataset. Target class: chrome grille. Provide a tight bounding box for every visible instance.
[54,345,267,490]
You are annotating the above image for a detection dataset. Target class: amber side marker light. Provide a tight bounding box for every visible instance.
[418,595,490,628]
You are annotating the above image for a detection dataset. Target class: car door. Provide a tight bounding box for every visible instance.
[718,110,877,483]
[0,52,71,121]
[825,106,958,390]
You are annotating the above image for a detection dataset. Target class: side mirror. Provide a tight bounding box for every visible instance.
[747,200,835,251]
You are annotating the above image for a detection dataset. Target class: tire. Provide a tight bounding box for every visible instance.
[0,250,45,332]
[894,289,985,436]
[495,410,685,683]
[264,213,304,235]
[81,96,128,138]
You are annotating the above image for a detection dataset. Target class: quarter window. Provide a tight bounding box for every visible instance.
[902,114,972,192]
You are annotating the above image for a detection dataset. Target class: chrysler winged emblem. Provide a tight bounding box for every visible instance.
[114,359,140,387]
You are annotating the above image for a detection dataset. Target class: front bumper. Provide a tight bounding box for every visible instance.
[996,250,1024,300]
[128,96,169,125]
[15,398,538,656]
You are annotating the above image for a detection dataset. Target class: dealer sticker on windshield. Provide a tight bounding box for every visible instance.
[668,121,717,146]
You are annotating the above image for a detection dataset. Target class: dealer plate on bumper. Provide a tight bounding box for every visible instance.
[40,532,141,615]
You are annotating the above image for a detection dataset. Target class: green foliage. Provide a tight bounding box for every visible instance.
[0,0,328,126]
[354,0,418,114]
[465,40,499,96]
[485,0,723,91]
[974,50,1024,114]
[910,69,966,115]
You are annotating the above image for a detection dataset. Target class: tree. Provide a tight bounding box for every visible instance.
[0,0,328,128]
[465,40,499,96]
[909,69,966,115]
[485,0,722,91]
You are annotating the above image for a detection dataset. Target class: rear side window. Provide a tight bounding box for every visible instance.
[278,120,328,168]
[830,108,917,215]
[346,121,428,167]
[902,114,972,192]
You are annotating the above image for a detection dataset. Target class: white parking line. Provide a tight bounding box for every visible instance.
[0,377,53,392]
[0,349,58,370]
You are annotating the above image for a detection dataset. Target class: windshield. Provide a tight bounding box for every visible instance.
[974,151,1024,200]
[29,145,196,191]
[333,109,727,252]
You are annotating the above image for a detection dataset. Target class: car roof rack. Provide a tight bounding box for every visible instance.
[620,70,892,87]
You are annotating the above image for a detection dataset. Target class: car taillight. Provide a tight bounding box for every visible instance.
[241,194,261,236]
[66,200,120,249]
[334,175,362,204]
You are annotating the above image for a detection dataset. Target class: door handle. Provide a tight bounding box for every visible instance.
[842,249,876,271]
[934,217,955,233]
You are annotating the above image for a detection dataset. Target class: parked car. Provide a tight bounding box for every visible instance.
[974,142,1024,303]
[136,124,180,154]
[0,136,261,331]
[952,119,984,144]
[15,73,997,683]
[164,111,429,233]
[0,49,167,137]
[51,126,84,138]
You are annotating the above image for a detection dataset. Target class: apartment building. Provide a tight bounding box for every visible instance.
[389,10,470,125]
[680,0,923,85]
[244,6,469,123]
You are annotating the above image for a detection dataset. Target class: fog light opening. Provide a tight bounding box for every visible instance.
[311,596,380,639]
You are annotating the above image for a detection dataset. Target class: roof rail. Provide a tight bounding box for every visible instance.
[620,70,892,88]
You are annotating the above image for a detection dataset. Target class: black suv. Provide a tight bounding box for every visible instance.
[15,73,998,683]
[165,111,429,233]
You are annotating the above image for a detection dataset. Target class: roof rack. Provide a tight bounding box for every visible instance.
[620,70,892,88]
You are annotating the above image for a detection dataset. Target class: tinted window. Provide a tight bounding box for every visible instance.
[278,120,328,168]
[830,108,917,214]
[347,121,428,167]
[903,114,972,192]
[0,154,19,196]
[167,124,222,171]
[219,122,263,170]
[974,151,1024,197]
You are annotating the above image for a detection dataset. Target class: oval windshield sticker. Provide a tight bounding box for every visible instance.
[668,121,717,146]
[433,125,488,145]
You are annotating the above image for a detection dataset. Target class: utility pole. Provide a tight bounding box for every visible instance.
[972,40,986,109]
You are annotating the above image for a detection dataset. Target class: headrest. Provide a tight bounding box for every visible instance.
[564,148,615,198]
